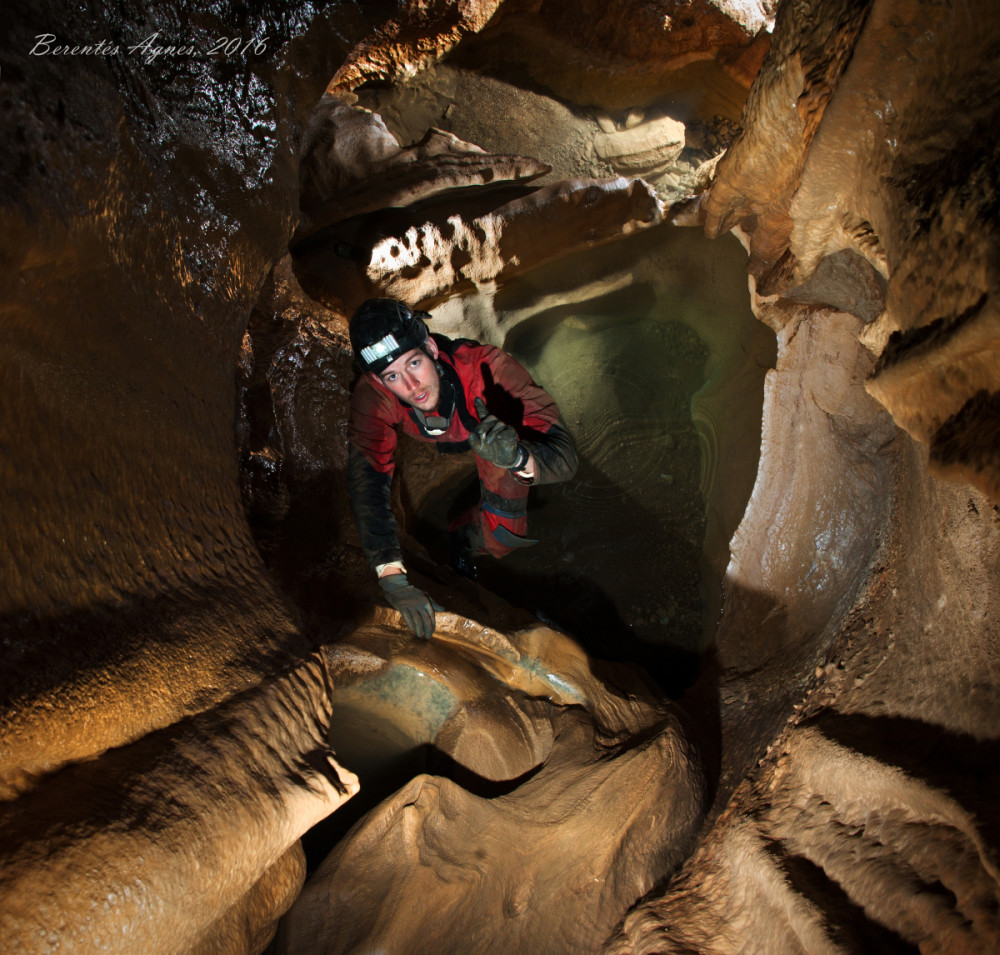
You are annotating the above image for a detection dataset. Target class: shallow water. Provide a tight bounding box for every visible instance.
[500,309,709,658]
[409,228,774,694]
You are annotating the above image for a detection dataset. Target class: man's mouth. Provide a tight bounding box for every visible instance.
[413,392,428,404]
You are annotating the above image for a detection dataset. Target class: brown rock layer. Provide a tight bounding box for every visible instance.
[295,99,550,236]
[0,657,358,954]
[700,0,874,280]
[2,0,999,951]
[700,0,1000,500]
[327,0,507,97]
[293,174,665,312]
[327,0,772,108]
[278,613,704,955]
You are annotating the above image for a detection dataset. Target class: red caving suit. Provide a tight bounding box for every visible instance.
[347,334,577,568]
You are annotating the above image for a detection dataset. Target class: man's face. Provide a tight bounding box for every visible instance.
[376,339,441,412]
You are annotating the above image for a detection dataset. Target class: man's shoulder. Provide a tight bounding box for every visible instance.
[435,335,504,370]
[431,333,487,359]
[350,374,398,419]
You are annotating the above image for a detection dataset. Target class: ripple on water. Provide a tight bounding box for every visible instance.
[517,315,707,521]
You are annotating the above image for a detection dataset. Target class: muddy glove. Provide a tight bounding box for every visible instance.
[469,397,527,470]
[378,574,438,640]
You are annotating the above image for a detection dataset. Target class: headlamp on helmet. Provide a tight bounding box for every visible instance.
[349,298,431,375]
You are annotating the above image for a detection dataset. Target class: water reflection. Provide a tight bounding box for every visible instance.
[413,305,702,694]
[415,229,774,695]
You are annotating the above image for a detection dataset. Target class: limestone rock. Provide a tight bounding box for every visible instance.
[700,0,871,280]
[699,0,1000,501]
[326,0,507,97]
[605,725,1000,953]
[189,845,307,955]
[593,112,687,178]
[493,0,773,108]
[293,174,665,311]
[296,99,550,237]
[327,0,774,110]
[713,295,900,778]
[0,656,358,954]
[291,98,666,311]
[283,718,695,955]
[277,613,704,954]
[3,0,1000,952]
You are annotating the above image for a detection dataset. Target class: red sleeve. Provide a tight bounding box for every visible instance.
[348,376,401,475]
[467,343,577,486]
[477,345,563,432]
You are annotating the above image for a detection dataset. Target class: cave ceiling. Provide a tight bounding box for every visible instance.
[1,0,999,953]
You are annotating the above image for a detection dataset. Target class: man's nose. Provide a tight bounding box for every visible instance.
[403,370,420,389]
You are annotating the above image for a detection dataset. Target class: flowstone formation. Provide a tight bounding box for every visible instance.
[276,613,703,953]
[2,0,999,954]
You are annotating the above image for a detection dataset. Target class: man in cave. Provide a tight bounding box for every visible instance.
[347,297,578,639]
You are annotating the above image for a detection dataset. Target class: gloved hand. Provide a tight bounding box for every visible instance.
[378,573,438,640]
[469,396,523,469]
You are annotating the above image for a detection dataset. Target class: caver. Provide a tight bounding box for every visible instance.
[347,298,578,638]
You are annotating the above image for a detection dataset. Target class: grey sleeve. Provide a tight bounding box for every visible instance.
[521,421,578,486]
[347,443,403,570]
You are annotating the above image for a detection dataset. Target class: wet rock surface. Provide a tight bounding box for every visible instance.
[294,98,551,242]
[326,0,773,110]
[0,656,358,954]
[2,0,1000,953]
[277,612,703,955]
[1,0,377,947]
[250,218,770,693]
[702,0,1000,500]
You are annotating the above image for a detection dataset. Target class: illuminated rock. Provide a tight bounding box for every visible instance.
[290,100,663,311]
[1,0,999,952]
[0,657,357,954]
[277,613,703,954]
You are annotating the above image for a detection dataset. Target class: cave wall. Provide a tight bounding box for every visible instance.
[702,0,1000,500]
[687,0,1000,789]
[0,1,372,947]
[605,0,1000,947]
[273,0,1000,948]
[0,0,343,788]
[2,0,999,952]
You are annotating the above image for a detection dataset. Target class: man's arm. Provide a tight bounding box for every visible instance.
[518,420,577,485]
[346,443,403,572]
[479,346,578,486]
[346,384,438,640]
[347,440,438,640]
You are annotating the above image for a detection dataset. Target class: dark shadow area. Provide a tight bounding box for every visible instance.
[674,650,723,815]
[300,743,430,873]
[930,388,1000,496]
[245,469,374,625]
[410,453,705,700]
[473,553,702,698]
[291,181,542,258]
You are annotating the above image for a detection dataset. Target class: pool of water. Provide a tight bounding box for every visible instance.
[413,227,774,694]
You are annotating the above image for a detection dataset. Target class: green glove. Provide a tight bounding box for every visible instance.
[378,574,438,640]
[469,397,524,469]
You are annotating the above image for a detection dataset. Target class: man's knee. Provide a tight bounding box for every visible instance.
[480,511,537,558]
